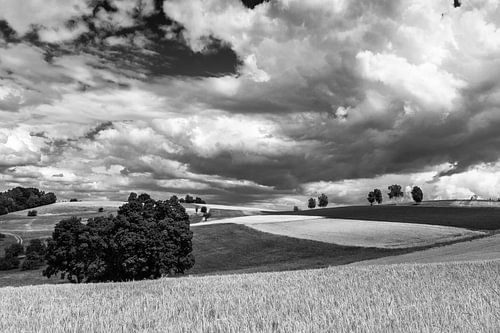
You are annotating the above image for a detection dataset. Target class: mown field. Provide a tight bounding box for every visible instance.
[280,205,500,230]
[0,260,498,332]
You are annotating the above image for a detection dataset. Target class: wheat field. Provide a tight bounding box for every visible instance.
[0,260,499,332]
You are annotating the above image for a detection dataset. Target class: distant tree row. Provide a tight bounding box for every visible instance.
[179,194,206,204]
[0,187,56,215]
[367,185,423,205]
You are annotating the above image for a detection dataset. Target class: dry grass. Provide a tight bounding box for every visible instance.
[0,260,498,332]
[249,218,485,248]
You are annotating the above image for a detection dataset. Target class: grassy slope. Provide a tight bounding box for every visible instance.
[0,224,405,287]
[276,205,500,230]
[0,260,498,332]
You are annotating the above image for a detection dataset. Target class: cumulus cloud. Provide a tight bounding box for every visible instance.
[1,0,500,205]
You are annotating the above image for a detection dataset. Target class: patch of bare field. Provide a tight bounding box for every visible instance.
[248,218,485,249]
[0,261,498,332]
[351,233,500,265]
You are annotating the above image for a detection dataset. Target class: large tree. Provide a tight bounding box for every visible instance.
[317,193,328,208]
[411,186,424,204]
[43,194,194,283]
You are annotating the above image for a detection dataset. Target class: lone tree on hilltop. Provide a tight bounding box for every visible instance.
[367,191,375,205]
[387,184,404,202]
[43,193,194,283]
[374,189,383,204]
[317,193,328,208]
[308,198,316,209]
[411,186,424,204]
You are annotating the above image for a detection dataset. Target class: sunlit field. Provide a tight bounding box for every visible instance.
[248,218,485,248]
[0,260,498,332]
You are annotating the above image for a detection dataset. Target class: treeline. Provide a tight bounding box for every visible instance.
[367,185,423,205]
[0,187,57,215]
[179,194,206,204]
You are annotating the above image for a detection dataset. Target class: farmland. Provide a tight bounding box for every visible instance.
[0,260,498,332]
[279,204,500,230]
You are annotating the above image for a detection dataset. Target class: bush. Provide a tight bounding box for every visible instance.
[5,243,24,257]
[98,207,104,212]
[293,206,300,212]
[411,186,424,204]
[43,193,194,283]
[25,239,47,257]
[21,252,45,270]
[0,233,5,239]
[200,206,207,213]
[0,254,19,270]
[27,210,37,217]
[69,198,78,202]
[203,212,211,221]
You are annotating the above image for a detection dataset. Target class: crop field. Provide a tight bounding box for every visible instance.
[280,205,500,230]
[352,233,500,265]
[0,260,498,332]
[249,218,485,248]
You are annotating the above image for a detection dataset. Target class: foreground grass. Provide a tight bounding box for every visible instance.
[0,261,498,332]
[280,205,500,230]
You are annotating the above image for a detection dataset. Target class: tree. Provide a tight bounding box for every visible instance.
[184,195,194,203]
[411,186,423,204]
[0,254,19,270]
[293,206,300,212]
[308,198,316,209]
[127,192,137,202]
[200,206,207,213]
[374,189,383,204]
[69,198,78,202]
[98,207,104,212]
[5,243,24,257]
[387,184,404,201]
[43,194,195,283]
[27,210,37,216]
[317,193,328,208]
[367,191,375,205]
[0,187,56,216]
[25,239,47,257]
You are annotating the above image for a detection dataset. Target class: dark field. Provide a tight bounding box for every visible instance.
[274,205,500,230]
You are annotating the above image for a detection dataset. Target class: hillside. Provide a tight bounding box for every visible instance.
[0,260,498,332]
[277,204,500,230]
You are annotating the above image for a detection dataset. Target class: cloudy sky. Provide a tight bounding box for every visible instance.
[1,0,500,208]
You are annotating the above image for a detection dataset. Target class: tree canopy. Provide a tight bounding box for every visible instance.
[308,198,316,209]
[0,187,56,215]
[411,186,424,203]
[387,184,404,201]
[317,193,328,208]
[43,193,194,283]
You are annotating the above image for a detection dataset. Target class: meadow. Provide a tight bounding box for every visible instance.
[0,260,498,332]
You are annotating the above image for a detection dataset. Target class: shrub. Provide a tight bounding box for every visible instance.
[5,243,24,257]
[25,239,47,257]
[293,206,300,212]
[98,207,104,212]
[200,206,207,214]
[0,233,5,239]
[203,212,211,221]
[21,252,45,270]
[43,194,194,283]
[0,254,19,270]
[27,210,37,216]
[69,198,78,202]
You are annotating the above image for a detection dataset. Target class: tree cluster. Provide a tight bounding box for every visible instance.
[43,193,195,283]
[0,187,56,215]
[22,239,47,271]
[179,195,206,204]
[367,185,423,205]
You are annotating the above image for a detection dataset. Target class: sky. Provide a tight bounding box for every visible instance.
[0,0,500,208]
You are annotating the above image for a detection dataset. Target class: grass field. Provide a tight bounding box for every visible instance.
[0,223,405,287]
[0,260,498,332]
[249,218,485,248]
[279,205,500,230]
